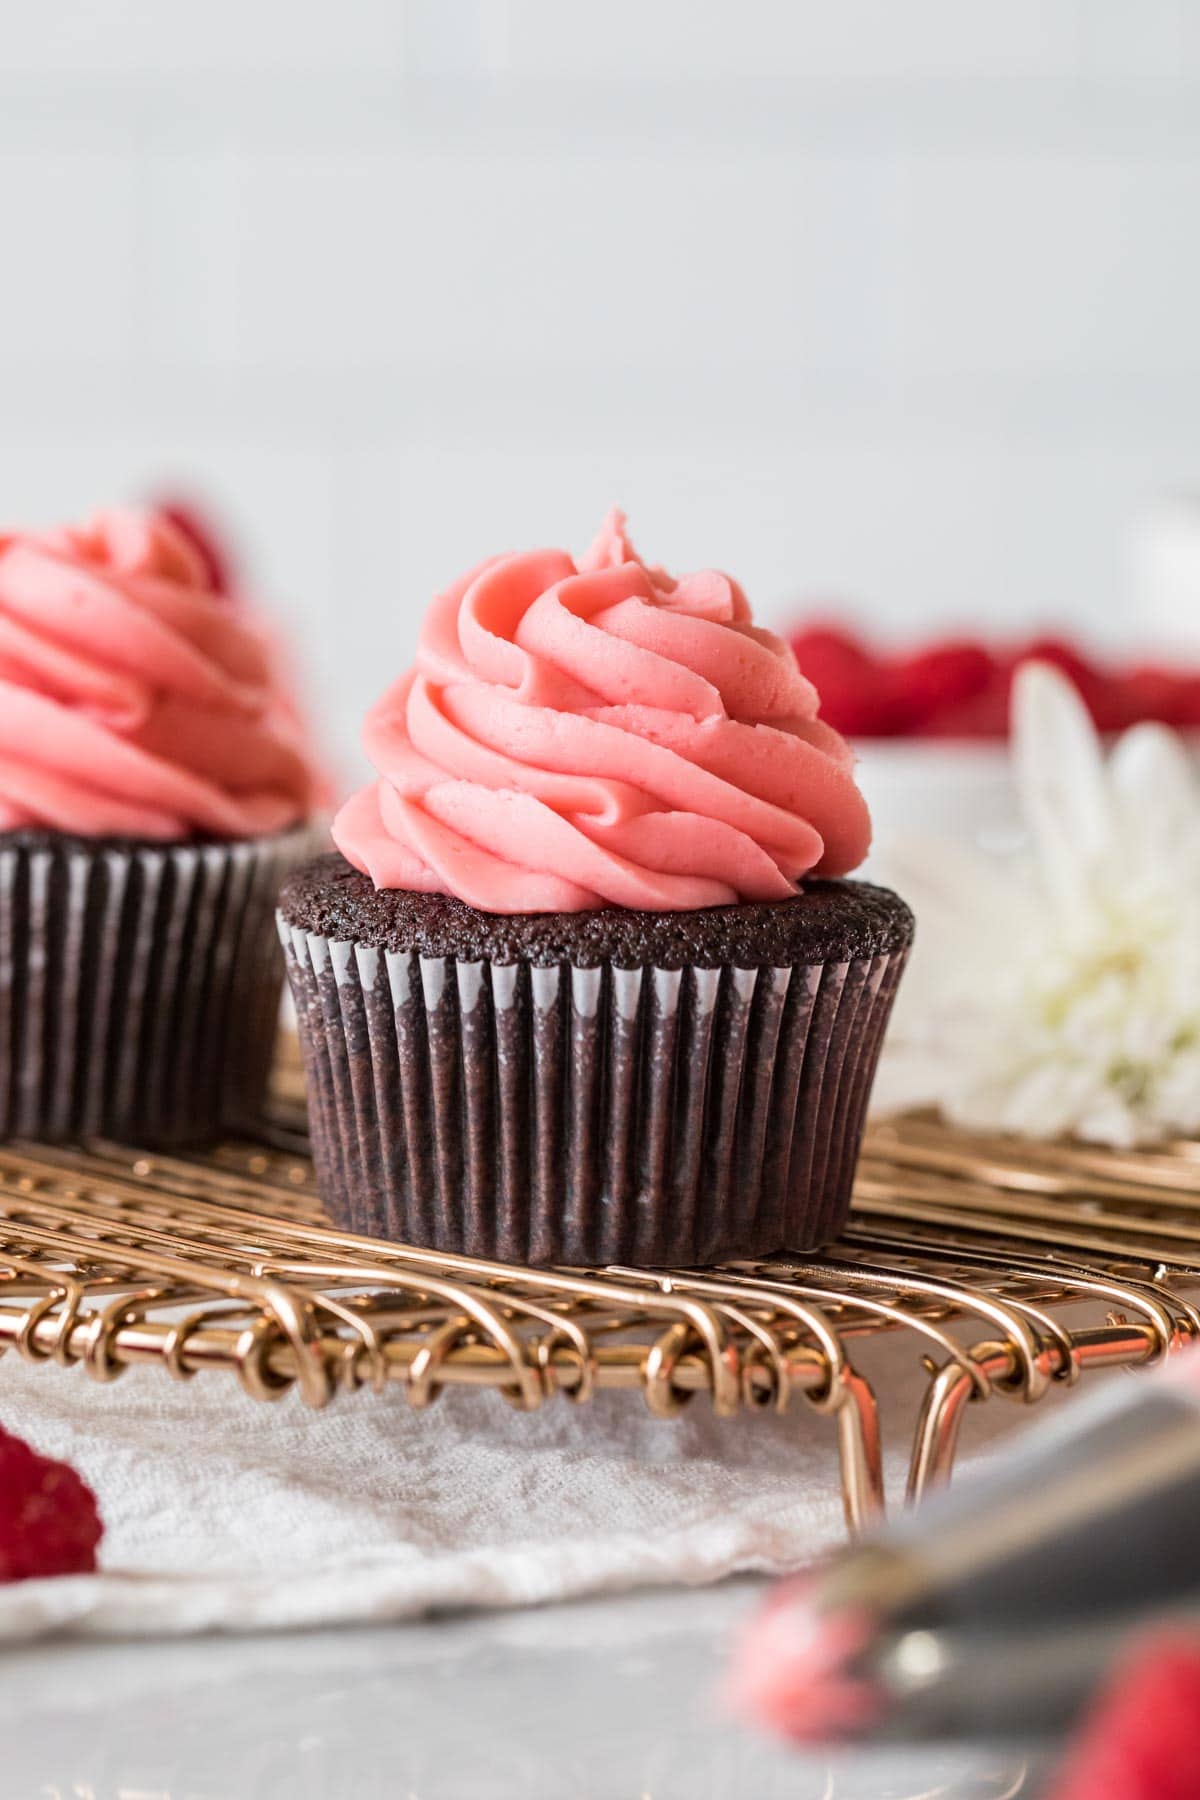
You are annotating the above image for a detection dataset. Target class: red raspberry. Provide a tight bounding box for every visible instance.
[154,498,236,597]
[1117,666,1200,731]
[789,616,1200,739]
[1168,673,1200,729]
[920,676,1011,738]
[1048,1634,1200,1800]
[0,1424,102,1580]
[893,642,996,731]
[790,623,910,737]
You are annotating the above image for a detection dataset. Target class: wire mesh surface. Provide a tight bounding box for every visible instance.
[1,1041,1197,1533]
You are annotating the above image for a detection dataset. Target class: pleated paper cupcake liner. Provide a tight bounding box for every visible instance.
[280,919,910,1267]
[0,824,321,1147]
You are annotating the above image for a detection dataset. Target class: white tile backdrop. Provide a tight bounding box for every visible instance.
[0,0,1198,771]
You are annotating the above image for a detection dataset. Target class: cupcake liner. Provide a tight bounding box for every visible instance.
[280,921,910,1267]
[0,825,319,1146]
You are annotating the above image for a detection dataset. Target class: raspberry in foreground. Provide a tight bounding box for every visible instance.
[1047,1633,1200,1800]
[0,1424,102,1580]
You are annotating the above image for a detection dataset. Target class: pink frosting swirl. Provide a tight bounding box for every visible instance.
[334,511,871,913]
[0,508,318,840]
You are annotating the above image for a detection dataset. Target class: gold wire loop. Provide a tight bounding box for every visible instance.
[643,1321,700,1417]
[15,1290,64,1363]
[80,1288,166,1383]
[161,1312,205,1382]
[233,1316,298,1403]
[528,1314,596,1404]
[407,1315,472,1410]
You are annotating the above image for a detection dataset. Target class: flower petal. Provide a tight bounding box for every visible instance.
[1109,721,1200,863]
[1012,660,1111,910]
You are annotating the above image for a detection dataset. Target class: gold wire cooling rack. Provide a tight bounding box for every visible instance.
[1,1039,1198,1536]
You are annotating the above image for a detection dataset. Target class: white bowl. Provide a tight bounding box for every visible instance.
[853,739,1019,865]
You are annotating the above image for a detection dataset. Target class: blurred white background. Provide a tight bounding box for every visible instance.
[3,0,1200,771]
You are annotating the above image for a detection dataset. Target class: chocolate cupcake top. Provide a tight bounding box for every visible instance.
[334,510,871,915]
[281,853,913,969]
[0,508,320,842]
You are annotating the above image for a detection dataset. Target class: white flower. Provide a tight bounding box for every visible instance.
[873,662,1200,1147]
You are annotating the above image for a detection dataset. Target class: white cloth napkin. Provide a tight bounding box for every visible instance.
[0,1339,1035,1640]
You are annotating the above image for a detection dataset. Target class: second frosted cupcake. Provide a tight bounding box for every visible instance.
[0,507,324,1145]
[280,511,912,1265]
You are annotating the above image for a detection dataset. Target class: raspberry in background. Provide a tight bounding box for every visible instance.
[787,624,913,737]
[0,1424,102,1580]
[789,621,1200,739]
[154,497,236,597]
[1046,1633,1200,1800]
[894,640,996,733]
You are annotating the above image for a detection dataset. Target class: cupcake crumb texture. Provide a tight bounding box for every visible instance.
[280,853,913,970]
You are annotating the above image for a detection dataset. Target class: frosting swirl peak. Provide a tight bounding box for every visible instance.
[0,508,318,840]
[334,511,871,913]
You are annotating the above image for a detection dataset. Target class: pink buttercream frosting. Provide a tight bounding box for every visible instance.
[334,511,871,913]
[0,508,319,840]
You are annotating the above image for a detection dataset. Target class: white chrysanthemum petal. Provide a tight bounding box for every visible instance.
[1011,662,1112,912]
[1110,723,1200,863]
[1075,1088,1141,1150]
[870,1047,947,1118]
[1150,1052,1200,1135]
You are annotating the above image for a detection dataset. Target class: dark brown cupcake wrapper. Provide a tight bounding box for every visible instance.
[0,825,321,1146]
[280,916,909,1266]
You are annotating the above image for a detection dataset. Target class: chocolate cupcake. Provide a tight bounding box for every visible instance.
[280,510,912,1264]
[0,507,325,1145]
